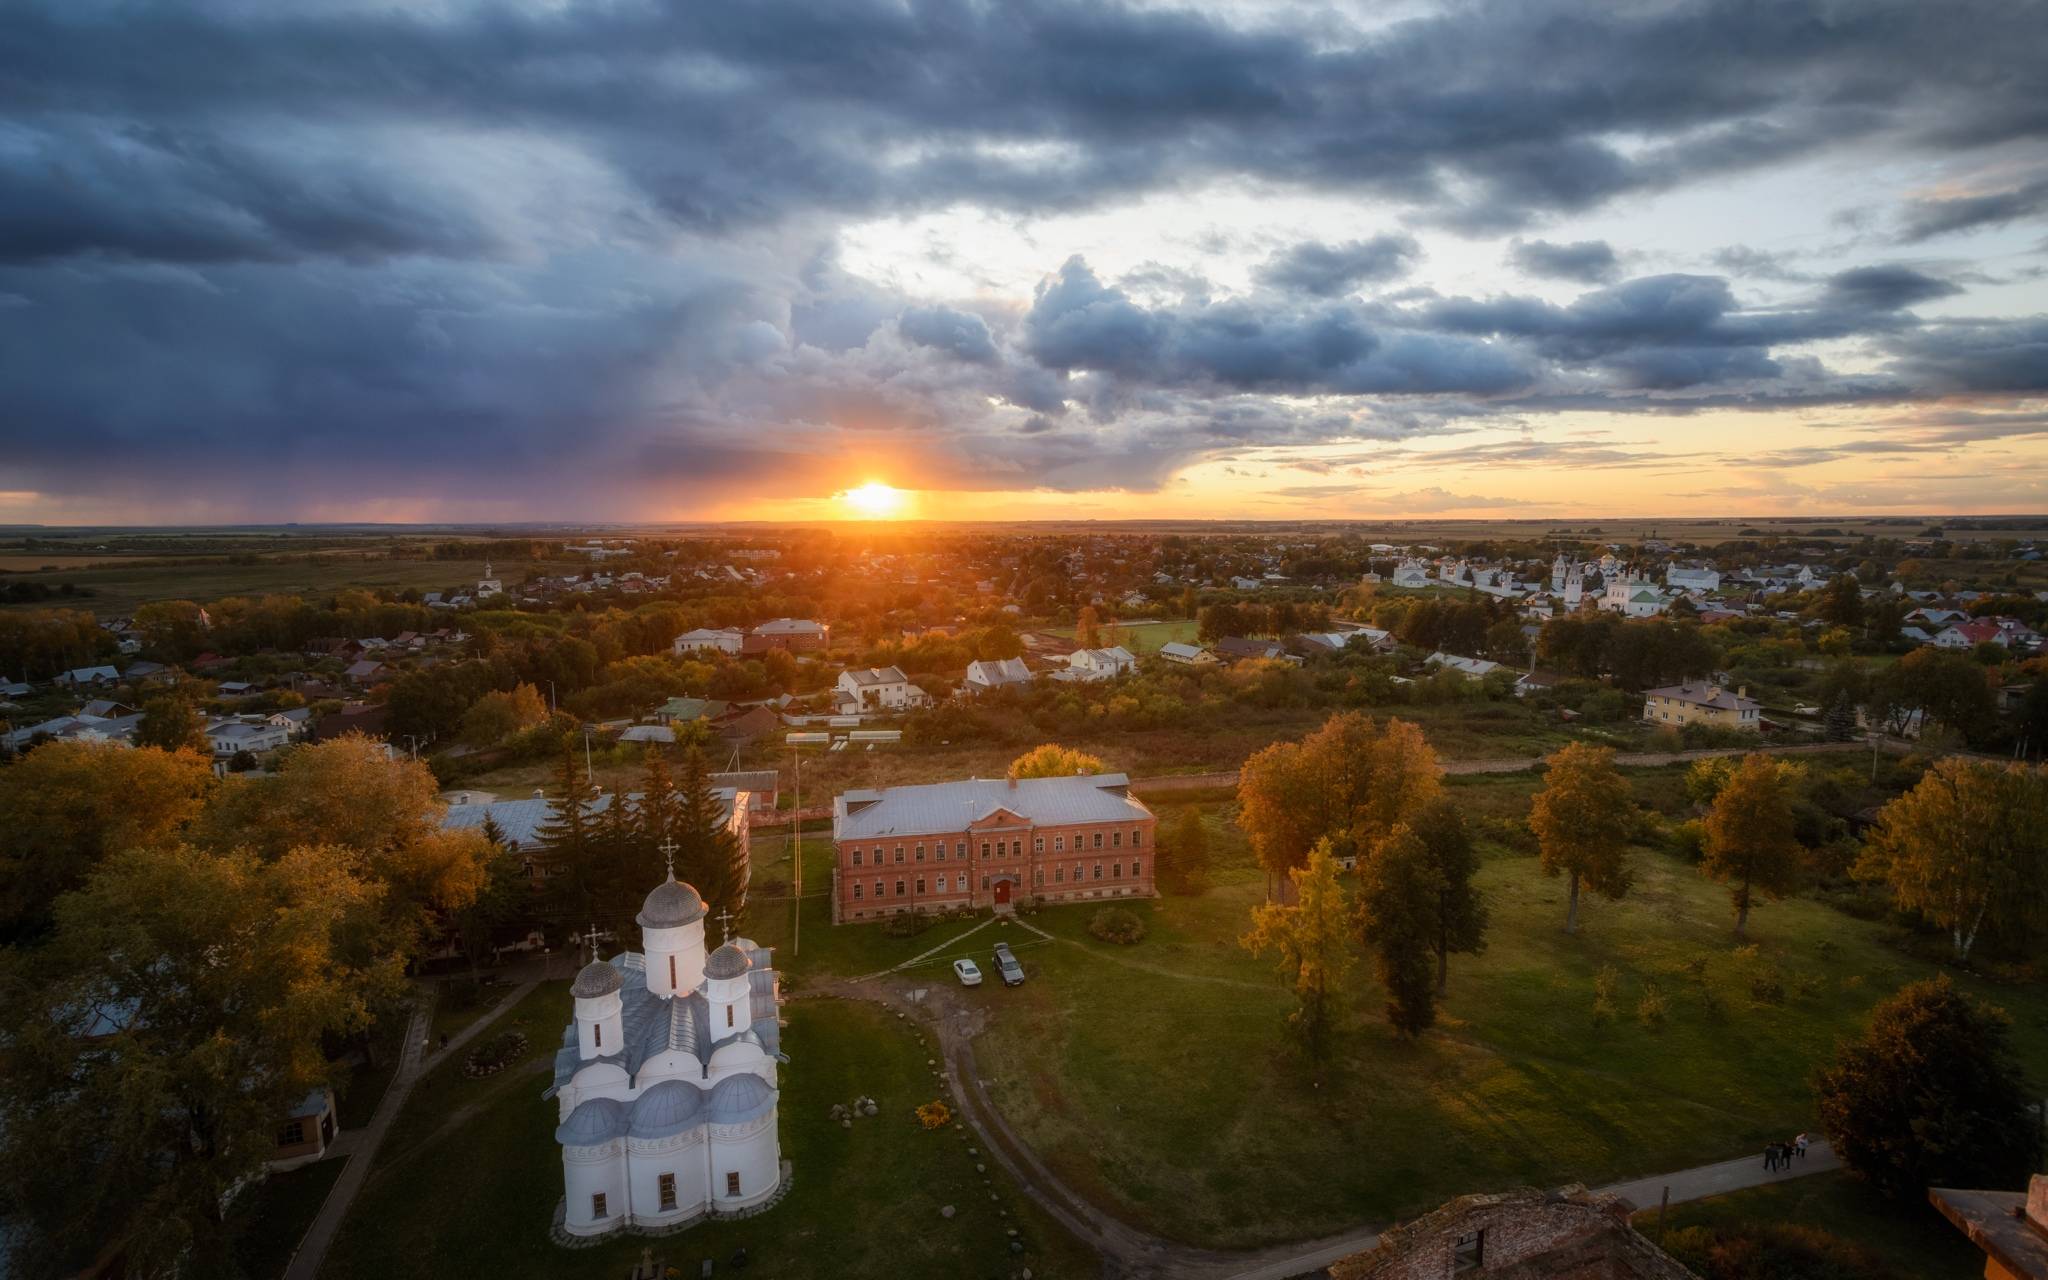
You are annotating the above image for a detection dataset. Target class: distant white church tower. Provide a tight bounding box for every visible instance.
[545,864,788,1241]
[477,561,504,597]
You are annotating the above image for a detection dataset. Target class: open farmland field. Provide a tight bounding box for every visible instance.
[0,555,577,616]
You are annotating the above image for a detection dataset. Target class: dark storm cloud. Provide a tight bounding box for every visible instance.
[1023,256,1535,395]
[1,0,2046,514]
[1257,235,1422,296]
[1507,239,1619,284]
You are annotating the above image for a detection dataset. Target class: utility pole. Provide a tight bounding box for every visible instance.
[582,725,594,781]
[790,746,801,958]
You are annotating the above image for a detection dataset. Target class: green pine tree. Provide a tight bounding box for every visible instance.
[674,745,747,934]
[533,740,601,924]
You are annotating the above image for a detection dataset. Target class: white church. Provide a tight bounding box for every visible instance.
[545,864,789,1240]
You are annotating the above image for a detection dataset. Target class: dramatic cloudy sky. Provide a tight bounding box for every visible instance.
[3,0,2046,523]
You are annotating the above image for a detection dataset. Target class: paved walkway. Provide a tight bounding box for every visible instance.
[283,979,538,1280]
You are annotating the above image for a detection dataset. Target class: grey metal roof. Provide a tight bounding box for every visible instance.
[556,1096,627,1146]
[834,773,1149,840]
[571,959,623,998]
[638,875,707,928]
[628,1078,705,1139]
[841,666,907,686]
[706,1072,776,1126]
[704,941,751,980]
[440,790,736,851]
[965,657,1031,685]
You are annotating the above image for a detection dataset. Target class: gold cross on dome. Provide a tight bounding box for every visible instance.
[657,837,678,879]
[715,906,734,945]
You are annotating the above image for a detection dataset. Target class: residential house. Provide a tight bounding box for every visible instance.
[271,1088,340,1171]
[267,707,314,738]
[672,627,746,656]
[710,771,780,816]
[748,617,830,652]
[1642,683,1760,732]
[441,785,751,890]
[834,666,928,712]
[2,713,141,752]
[830,773,1157,923]
[717,705,783,747]
[1665,563,1722,591]
[53,665,120,687]
[655,696,730,724]
[217,680,257,697]
[1157,642,1219,666]
[964,657,1034,692]
[1059,646,1137,682]
[207,720,292,757]
[1214,636,1287,662]
[1425,652,1501,679]
[310,703,390,744]
[343,659,386,685]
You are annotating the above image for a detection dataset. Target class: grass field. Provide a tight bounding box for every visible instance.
[0,556,574,616]
[1641,1170,1985,1277]
[234,1158,347,1279]
[870,764,2046,1250]
[1046,618,1201,654]
[318,987,1099,1280]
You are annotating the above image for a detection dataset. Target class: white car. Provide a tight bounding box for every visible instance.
[952,958,983,987]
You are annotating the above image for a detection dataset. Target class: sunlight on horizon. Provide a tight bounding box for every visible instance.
[839,481,910,519]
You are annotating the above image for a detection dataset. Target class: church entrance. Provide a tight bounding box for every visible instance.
[993,879,1012,906]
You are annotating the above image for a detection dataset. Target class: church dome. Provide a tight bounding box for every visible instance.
[571,958,622,999]
[704,940,752,980]
[628,1078,706,1140]
[705,1072,776,1126]
[637,874,707,929]
[555,1096,627,1146]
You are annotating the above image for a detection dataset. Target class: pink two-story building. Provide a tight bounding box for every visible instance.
[830,773,1157,923]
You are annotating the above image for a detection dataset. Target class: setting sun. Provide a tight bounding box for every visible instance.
[841,481,907,518]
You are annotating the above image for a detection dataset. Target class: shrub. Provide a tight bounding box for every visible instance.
[1748,973,1785,1006]
[882,908,934,939]
[1088,907,1146,945]
[1636,980,1668,1030]
[915,1099,952,1129]
[1663,1223,1905,1280]
[1667,818,1706,863]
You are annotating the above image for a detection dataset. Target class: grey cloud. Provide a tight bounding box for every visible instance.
[897,305,999,363]
[1897,175,2048,242]
[1257,235,1422,296]
[1507,238,1619,284]
[1820,265,1961,311]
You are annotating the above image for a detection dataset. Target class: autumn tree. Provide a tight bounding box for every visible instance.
[459,681,548,747]
[1008,743,1109,780]
[0,740,215,940]
[1857,759,2048,962]
[1156,806,1210,895]
[1814,978,2042,1200]
[1700,753,1804,937]
[1528,742,1635,934]
[1077,605,1102,648]
[0,842,380,1274]
[135,694,209,752]
[1237,712,1442,897]
[1240,840,1352,1057]
[1354,826,1442,1036]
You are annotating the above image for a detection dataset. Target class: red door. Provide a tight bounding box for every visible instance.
[993,880,1012,905]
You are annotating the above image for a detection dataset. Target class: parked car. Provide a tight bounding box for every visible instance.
[991,941,1025,986]
[952,958,983,987]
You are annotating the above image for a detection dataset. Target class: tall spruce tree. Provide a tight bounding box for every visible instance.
[533,739,601,923]
[674,745,747,933]
[1355,825,1442,1036]
[1409,796,1488,995]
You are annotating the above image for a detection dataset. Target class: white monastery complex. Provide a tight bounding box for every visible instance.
[545,863,789,1241]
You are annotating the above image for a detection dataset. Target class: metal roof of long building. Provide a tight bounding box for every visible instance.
[833,773,1150,840]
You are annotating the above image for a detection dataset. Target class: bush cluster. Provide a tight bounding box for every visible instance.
[1087,907,1146,945]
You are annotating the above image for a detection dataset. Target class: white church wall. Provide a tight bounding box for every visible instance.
[562,1141,629,1237]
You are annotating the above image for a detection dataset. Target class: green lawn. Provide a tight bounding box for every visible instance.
[948,765,2048,1249]
[234,1158,346,1279]
[1640,1170,1985,1278]
[319,988,1099,1280]
[1044,618,1200,654]
[334,1014,410,1130]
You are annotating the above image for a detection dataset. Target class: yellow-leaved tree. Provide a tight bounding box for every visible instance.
[1528,742,1635,935]
[1858,759,2048,962]
[1700,752,1803,938]
[1237,711,1442,898]
[1007,744,1109,780]
[1240,839,1352,1057]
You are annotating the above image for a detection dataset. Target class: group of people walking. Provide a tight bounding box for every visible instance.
[1763,1133,1811,1171]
